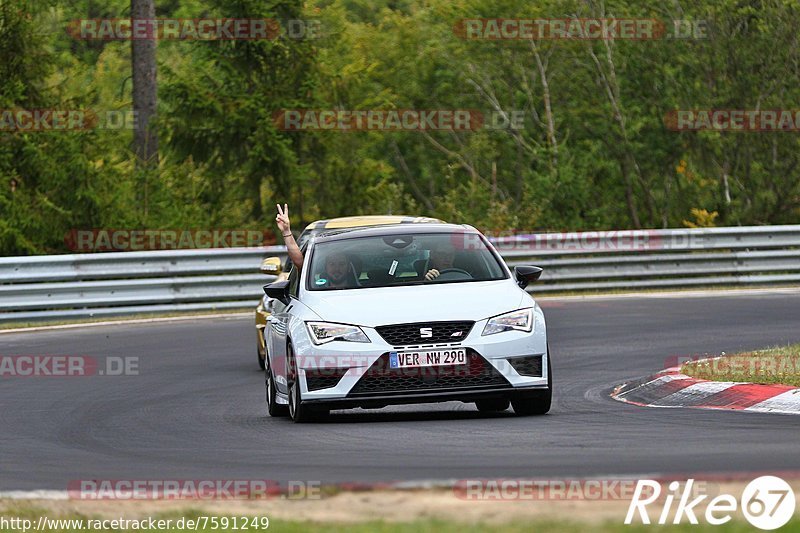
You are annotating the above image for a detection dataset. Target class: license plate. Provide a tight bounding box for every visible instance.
[389,348,467,369]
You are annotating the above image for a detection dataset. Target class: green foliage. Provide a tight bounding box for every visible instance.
[2,0,800,255]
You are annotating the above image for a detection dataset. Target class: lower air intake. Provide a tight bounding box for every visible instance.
[348,350,510,397]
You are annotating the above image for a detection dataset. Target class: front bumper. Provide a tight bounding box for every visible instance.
[302,384,547,409]
[292,312,548,404]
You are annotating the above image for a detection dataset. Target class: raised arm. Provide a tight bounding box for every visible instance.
[276,203,304,270]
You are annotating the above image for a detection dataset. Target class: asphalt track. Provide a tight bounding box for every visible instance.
[2,291,800,490]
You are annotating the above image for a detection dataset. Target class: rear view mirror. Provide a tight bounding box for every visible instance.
[260,257,283,275]
[514,265,543,289]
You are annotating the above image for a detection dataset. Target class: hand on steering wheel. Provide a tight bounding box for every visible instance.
[425,268,470,280]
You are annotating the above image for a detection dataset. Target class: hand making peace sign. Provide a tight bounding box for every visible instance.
[276,203,291,235]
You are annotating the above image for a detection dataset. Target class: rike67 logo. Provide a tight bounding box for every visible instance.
[625,476,795,530]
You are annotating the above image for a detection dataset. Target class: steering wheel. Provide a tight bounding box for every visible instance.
[437,268,470,276]
[433,268,472,281]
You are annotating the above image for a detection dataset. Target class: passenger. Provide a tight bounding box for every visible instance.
[276,203,304,269]
[320,252,353,289]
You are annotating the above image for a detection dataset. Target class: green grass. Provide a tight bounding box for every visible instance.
[2,506,799,533]
[258,519,800,533]
[681,344,800,387]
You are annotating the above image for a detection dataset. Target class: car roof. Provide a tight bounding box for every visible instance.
[303,215,443,232]
[311,222,476,243]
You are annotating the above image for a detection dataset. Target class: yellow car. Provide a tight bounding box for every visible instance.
[255,215,443,369]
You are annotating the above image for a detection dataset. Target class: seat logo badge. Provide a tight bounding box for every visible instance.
[420,327,433,338]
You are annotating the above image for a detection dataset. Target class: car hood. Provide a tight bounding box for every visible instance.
[300,280,530,327]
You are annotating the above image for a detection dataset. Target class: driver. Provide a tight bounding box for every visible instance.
[424,244,456,281]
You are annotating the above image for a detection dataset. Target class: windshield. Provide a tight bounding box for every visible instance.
[306,232,507,291]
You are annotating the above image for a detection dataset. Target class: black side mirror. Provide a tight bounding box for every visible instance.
[514,265,543,289]
[263,280,291,304]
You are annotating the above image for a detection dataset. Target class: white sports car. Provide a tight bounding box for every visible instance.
[263,223,551,422]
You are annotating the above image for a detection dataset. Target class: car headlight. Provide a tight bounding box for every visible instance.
[306,321,370,344]
[482,308,533,336]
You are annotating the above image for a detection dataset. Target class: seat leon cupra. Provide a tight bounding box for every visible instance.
[263,223,551,422]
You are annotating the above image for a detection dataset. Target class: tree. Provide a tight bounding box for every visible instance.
[131,0,158,167]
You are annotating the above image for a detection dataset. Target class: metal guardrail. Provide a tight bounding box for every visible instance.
[0,248,285,324]
[1,226,799,324]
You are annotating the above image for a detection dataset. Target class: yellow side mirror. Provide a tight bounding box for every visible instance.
[260,257,283,275]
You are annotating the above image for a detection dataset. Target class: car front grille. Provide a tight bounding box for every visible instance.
[375,321,474,347]
[347,350,510,397]
[507,355,542,377]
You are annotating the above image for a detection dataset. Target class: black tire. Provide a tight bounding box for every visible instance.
[475,398,510,412]
[265,359,288,417]
[287,344,329,423]
[511,348,552,416]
